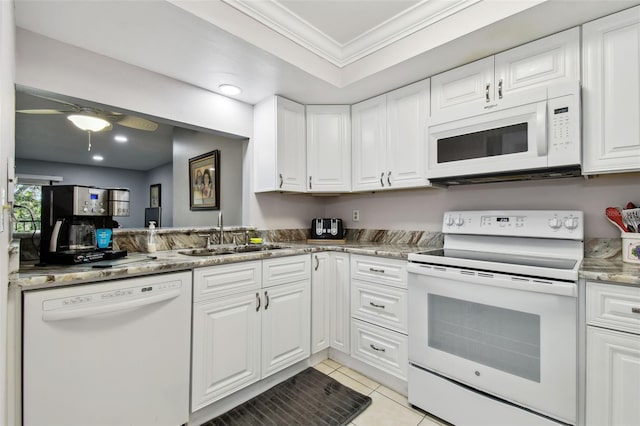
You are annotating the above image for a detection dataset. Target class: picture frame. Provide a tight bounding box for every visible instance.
[189,150,220,210]
[150,183,161,208]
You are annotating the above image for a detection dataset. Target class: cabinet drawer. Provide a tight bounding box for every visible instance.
[351,279,407,333]
[351,318,408,380]
[351,255,407,289]
[262,254,311,288]
[587,282,640,335]
[193,261,261,302]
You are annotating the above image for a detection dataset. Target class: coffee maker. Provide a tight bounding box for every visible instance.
[40,185,127,264]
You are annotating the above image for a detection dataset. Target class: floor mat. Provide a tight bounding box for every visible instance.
[205,367,372,426]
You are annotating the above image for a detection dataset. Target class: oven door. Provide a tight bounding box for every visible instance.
[408,262,577,424]
[427,99,547,179]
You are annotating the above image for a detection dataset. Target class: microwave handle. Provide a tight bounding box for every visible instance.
[536,101,548,156]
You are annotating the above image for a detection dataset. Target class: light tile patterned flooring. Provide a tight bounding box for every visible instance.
[313,359,449,426]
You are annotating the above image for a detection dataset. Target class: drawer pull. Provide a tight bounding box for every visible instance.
[370,344,386,352]
[632,307,640,314]
[369,267,385,273]
[369,302,386,309]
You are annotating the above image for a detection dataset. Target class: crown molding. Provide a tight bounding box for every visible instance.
[223,0,482,68]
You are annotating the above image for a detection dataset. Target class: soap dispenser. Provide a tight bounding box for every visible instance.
[147,221,157,253]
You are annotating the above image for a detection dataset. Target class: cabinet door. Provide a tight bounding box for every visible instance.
[431,57,494,120]
[352,94,388,191]
[307,105,351,192]
[330,252,350,354]
[586,327,640,426]
[261,280,311,378]
[495,27,579,99]
[276,96,307,191]
[311,253,331,353]
[191,292,261,411]
[582,6,640,174]
[386,79,430,189]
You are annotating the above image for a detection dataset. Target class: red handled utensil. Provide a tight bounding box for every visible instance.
[606,207,629,232]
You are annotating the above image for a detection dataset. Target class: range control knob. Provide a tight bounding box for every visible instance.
[444,215,455,227]
[454,215,465,227]
[564,217,579,230]
[548,217,562,229]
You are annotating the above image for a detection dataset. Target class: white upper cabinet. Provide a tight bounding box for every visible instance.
[352,94,388,191]
[254,96,306,192]
[306,105,351,192]
[582,6,640,174]
[352,79,430,192]
[432,27,579,122]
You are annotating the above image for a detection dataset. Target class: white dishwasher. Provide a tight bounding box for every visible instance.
[22,271,192,426]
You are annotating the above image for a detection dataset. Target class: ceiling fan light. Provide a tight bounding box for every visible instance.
[67,114,110,132]
[219,84,242,96]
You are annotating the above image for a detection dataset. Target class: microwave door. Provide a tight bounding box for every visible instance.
[427,102,547,179]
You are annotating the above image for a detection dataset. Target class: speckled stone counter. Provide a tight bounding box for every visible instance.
[11,241,439,291]
[581,238,640,287]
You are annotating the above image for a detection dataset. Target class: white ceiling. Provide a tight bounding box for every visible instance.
[12,0,640,170]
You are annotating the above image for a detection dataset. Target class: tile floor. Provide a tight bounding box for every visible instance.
[313,359,449,426]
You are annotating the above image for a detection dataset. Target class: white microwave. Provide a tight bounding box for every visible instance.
[427,82,581,184]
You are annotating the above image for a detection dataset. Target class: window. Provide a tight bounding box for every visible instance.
[13,174,62,233]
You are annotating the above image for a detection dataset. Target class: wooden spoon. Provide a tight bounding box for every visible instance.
[606,207,628,232]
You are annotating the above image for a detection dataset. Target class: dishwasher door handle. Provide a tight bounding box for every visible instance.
[42,289,181,321]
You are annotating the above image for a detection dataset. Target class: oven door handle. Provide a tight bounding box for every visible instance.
[407,263,577,297]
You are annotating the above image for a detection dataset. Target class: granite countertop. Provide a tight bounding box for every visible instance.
[11,240,640,290]
[11,242,428,290]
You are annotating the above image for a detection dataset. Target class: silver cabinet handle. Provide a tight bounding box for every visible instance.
[256,292,261,312]
[370,344,386,352]
[485,83,490,103]
[264,290,270,310]
[279,173,284,188]
[632,307,640,314]
[498,79,503,99]
[369,267,385,273]
[369,301,385,309]
[387,171,391,187]
[314,255,319,271]
[309,176,312,190]
[380,172,385,187]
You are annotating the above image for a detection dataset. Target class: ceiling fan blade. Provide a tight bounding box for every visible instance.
[115,115,159,131]
[16,109,70,114]
[29,93,81,109]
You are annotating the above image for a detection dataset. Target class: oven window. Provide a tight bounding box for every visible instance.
[428,294,541,382]
[437,123,528,163]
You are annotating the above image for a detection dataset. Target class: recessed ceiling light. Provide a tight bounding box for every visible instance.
[92,155,104,161]
[219,84,242,96]
[114,135,128,143]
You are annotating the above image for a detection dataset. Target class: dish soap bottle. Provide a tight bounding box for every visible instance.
[147,221,157,253]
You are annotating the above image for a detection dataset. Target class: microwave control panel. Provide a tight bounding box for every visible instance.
[548,93,580,166]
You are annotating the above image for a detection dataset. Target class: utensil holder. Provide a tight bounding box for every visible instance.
[621,232,640,264]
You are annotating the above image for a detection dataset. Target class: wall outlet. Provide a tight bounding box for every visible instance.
[352,209,360,222]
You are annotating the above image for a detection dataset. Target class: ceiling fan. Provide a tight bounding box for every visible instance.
[17,93,159,151]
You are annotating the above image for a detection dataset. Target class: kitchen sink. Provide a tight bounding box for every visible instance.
[178,245,288,257]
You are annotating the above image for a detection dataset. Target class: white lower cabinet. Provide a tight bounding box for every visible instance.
[349,255,408,380]
[586,281,640,426]
[311,252,350,354]
[191,255,311,412]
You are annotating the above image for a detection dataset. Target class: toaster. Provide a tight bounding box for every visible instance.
[311,218,345,239]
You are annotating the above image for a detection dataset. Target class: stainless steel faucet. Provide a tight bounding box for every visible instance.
[218,211,223,245]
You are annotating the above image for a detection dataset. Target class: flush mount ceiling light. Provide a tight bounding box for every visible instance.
[114,135,128,143]
[67,114,111,152]
[92,155,104,161]
[219,84,242,96]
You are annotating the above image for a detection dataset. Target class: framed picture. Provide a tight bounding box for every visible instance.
[150,183,161,208]
[189,150,220,210]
